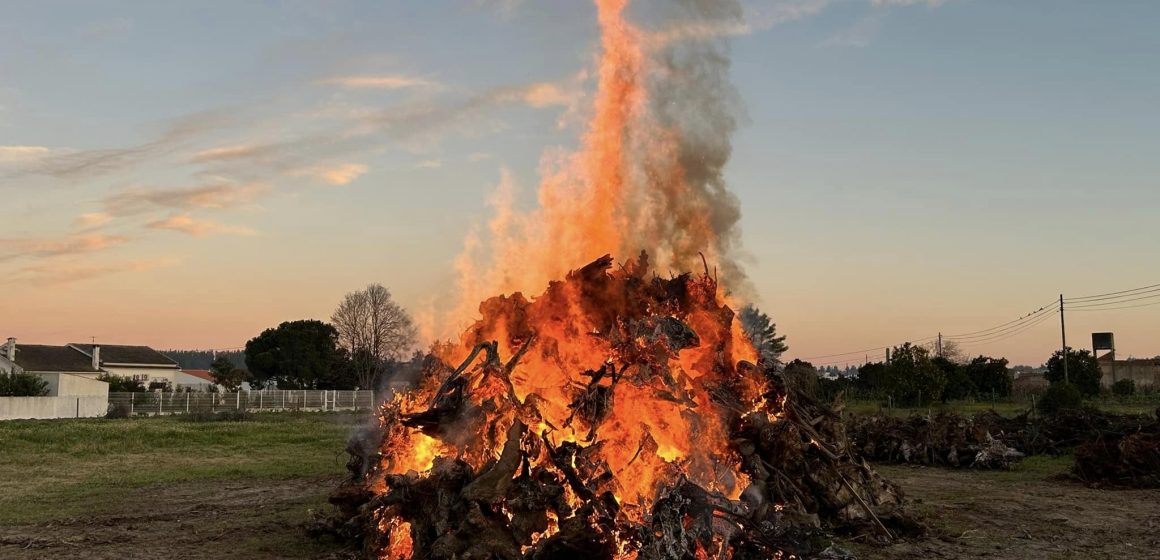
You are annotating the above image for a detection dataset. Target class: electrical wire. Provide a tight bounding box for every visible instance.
[953,309,1057,347]
[1064,282,1160,302]
[796,335,937,361]
[1067,301,1160,313]
[944,303,1059,341]
[1066,292,1160,309]
[943,300,1058,338]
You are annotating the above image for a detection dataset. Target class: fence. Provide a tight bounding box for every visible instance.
[107,390,376,416]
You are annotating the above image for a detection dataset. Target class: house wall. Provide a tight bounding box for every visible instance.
[99,366,181,385]
[36,373,110,397]
[175,371,218,390]
[1100,360,1160,388]
[0,396,108,420]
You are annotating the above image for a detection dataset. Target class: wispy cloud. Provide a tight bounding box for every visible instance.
[0,145,51,164]
[0,233,130,261]
[145,215,256,237]
[872,0,945,6]
[190,144,269,163]
[467,152,493,162]
[821,15,882,48]
[74,212,113,230]
[515,82,574,108]
[289,163,368,186]
[318,74,438,90]
[27,110,232,179]
[3,257,178,286]
[647,0,830,44]
[416,159,442,169]
[102,181,270,216]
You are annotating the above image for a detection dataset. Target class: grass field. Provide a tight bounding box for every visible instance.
[0,412,358,559]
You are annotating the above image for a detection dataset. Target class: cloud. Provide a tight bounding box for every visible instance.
[74,212,113,229]
[289,163,368,186]
[416,159,442,169]
[102,181,270,216]
[0,145,50,163]
[145,215,256,237]
[3,257,178,286]
[647,0,830,44]
[872,0,944,6]
[318,75,438,90]
[190,144,269,163]
[517,82,574,108]
[467,152,493,162]
[0,233,130,261]
[28,109,232,179]
[475,0,527,17]
[821,15,881,48]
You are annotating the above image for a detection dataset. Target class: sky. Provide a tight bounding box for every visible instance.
[2,0,1158,366]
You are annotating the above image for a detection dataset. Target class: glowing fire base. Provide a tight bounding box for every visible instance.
[325,255,918,559]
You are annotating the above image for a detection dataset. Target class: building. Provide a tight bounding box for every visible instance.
[0,338,109,397]
[176,369,220,391]
[1098,354,1159,388]
[67,343,182,386]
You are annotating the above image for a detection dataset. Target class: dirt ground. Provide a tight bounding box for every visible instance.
[860,465,1160,560]
[3,466,1157,559]
[0,475,351,560]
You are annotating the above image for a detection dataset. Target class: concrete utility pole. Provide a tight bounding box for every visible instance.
[937,333,943,358]
[1060,293,1069,384]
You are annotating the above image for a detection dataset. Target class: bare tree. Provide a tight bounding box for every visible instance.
[331,284,418,389]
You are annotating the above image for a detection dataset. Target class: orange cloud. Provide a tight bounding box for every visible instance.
[190,144,267,163]
[0,233,130,260]
[290,163,368,186]
[4,257,179,286]
[318,75,438,90]
[103,182,270,216]
[74,212,113,229]
[145,215,256,237]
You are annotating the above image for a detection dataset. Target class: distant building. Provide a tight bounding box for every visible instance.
[67,343,182,386]
[1097,354,1159,388]
[0,339,108,397]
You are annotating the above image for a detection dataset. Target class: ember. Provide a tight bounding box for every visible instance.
[326,255,919,559]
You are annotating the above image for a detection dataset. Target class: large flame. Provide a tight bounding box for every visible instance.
[453,0,747,332]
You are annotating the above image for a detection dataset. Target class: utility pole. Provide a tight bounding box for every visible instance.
[937,333,943,358]
[1060,293,1069,384]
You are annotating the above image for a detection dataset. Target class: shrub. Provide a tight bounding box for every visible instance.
[1111,379,1136,398]
[1037,382,1083,415]
[106,402,131,418]
[0,371,50,396]
[97,373,146,392]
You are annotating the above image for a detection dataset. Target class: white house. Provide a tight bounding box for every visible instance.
[0,338,108,398]
[66,343,182,386]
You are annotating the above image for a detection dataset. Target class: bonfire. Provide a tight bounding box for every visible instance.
[326,254,917,559]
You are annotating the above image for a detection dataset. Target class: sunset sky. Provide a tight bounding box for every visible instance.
[3,0,1158,366]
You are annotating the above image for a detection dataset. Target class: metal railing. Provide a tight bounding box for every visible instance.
[107,389,376,416]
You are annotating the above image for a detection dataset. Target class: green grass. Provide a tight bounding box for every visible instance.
[0,412,357,524]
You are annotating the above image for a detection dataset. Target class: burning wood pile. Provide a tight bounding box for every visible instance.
[324,255,920,559]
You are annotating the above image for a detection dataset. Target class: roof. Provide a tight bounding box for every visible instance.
[181,369,216,382]
[11,344,100,373]
[68,344,178,368]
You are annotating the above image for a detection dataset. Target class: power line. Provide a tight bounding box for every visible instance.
[1064,282,1160,302]
[1069,299,1160,312]
[953,308,1058,347]
[797,336,937,361]
[1067,292,1160,309]
[943,300,1058,339]
[944,303,1060,341]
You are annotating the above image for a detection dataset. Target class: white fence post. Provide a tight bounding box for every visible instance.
[186,392,190,414]
[237,391,241,410]
[130,392,135,416]
[158,393,163,415]
[282,390,286,410]
[259,391,264,411]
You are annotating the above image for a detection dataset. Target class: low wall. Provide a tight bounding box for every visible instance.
[1100,360,1160,388]
[0,396,108,420]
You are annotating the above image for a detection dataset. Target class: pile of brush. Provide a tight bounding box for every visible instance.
[318,255,922,559]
